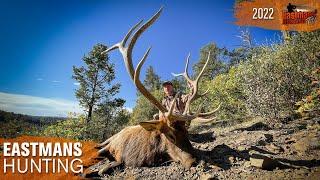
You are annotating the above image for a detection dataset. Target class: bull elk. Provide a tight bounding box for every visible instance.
[83,7,220,177]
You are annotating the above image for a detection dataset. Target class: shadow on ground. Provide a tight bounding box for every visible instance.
[232,122,271,132]
[194,144,320,170]
[189,132,216,143]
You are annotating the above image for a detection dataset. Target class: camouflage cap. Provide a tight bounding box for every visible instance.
[162,81,173,87]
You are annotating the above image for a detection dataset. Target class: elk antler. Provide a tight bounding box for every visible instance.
[172,52,221,121]
[101,7,167,113]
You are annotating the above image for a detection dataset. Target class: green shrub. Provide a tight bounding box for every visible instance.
[41,110,130,142]
[239,31,320,119]
[296,67,320,116]
[41,115,87,140]
[199,66,247,120]
[195,31,320,120]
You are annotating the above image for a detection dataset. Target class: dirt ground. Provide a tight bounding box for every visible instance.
[88,116,320,180]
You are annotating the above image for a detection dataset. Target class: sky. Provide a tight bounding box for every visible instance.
[0,0,280,116]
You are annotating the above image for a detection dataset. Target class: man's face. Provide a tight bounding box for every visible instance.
[163,84,174,96]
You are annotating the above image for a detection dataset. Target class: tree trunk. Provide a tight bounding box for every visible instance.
[87,105,93,123]
[87,72,98,124]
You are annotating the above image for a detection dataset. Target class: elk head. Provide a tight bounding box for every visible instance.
[83,7,220,177]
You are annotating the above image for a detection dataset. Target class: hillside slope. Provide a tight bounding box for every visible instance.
[90,117,320,179]
[0,110,64,138]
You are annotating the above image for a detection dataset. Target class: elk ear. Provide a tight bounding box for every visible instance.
[139,120,162,131]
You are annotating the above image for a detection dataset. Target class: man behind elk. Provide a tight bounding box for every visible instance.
[154,81,190,123]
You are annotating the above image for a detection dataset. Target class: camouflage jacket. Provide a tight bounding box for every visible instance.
[160,92,190,116]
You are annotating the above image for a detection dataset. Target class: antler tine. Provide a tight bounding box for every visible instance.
[192,116,217,123]
[171,53,195,115]
[125,9,162,81]
[172,51,221,123]
[101,43,121,54]
[195,51,211,82]
[168,93,179,116]
[134,46,167,112]
[184,103,220,124]
[134,47,152,81]
[127,7,163,54]
[102,7,167,113]
[180,51,211,115]
[199,88,210,97]
[194,101,204,117]
[196,103,221,117]
[122,20,144,47]
[172,101,204,122]
[102,20,144,79]
[184,53,191,77]
[171,53,193,83]
[102,19,144,55]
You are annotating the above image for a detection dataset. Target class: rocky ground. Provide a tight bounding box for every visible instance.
[90,116,320,180]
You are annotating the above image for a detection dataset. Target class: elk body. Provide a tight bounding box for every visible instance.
[84,113,196,177]
[83,7,220,177]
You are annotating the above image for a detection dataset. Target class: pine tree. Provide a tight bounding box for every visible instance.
[144,66,161,91]
[193,43,227,80]
[72,43,123,123]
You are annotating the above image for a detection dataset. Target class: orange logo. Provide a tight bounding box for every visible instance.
[234,0,320,31]
[282,3,317,24]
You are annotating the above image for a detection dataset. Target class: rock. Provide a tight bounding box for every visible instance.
[228,156,235,163]
[283,145,292,153]
[244,161,251,168]
[237,145,247,151]
[284,169,292,172]
[190,167,197,174]
[249,153,278,170]
[201,144,209,149]
[307,123,320,130]
[284,137,296,144]
[285,129,294,134]
[257,140,267,146]
[200,173,216,180]
[273,123,283,129]
[293,132,320,154]
[264,134,273,143]
[248,150,261,156]
[208,165,223,171]
[297,124,307,130]
[265,143,284,154]
[196,160,206,171]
